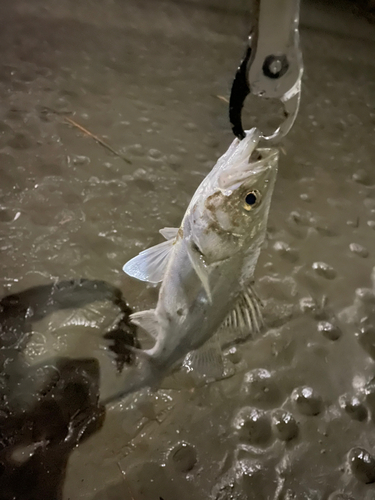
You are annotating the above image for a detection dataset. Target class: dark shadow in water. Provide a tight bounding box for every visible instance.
[0,279,138,500]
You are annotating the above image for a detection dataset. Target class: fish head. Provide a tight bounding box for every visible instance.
[188,129,278,264]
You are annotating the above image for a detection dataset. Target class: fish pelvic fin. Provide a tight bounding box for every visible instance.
[221,283,264,341]
[130,309,159,339]
[186,240,212,303]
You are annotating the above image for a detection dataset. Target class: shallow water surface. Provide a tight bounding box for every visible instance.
[1,0,375,499]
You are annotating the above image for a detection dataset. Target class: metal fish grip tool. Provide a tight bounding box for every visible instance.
[229,0,303,142]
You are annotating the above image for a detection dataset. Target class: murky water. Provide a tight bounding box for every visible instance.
[1,0,375,498]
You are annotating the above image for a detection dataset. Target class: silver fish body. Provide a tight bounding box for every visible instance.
[106,129,278,404]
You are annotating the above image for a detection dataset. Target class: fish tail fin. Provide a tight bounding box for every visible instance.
[101,348,161,406]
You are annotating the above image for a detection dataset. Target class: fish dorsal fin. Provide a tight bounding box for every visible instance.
[159,227,179,240]
[130,309,159,339]
[186,240,212,303]
[222,284,264,339]
[183,336,224,380]
[123,239,174,283]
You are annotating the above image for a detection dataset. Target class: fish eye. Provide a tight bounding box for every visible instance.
[243,190,261,211]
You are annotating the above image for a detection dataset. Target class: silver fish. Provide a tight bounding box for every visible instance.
[105,128,278,403]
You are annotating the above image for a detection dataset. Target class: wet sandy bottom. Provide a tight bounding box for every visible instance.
[1,0,375,498]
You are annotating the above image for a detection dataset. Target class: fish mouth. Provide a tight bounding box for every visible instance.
[218,147,279,194]
[249,148,279,182]
[235,128,278,170]
[252,148,278,164]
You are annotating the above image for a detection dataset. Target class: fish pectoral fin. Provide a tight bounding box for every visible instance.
[221,284,264,341]
[130,309,159,339]
[182,338,224,380]
[159,227,179,240]
[186,240,212,303]
[123,239,175,283]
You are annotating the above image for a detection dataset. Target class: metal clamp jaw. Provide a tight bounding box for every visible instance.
[229,0,303,142]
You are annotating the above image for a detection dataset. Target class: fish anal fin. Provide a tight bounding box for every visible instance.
[123,239,174,283]
[130,309,159,339]
[183,338,224,380]
[221,284,264,341]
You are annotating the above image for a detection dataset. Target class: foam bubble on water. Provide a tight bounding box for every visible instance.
[347,447,375,484]
[168,442,197,473]
[338,395,368,422]
[271,410,299,442]
[292,386,323,416]
[232,407,273,447]
[312,262,337,280]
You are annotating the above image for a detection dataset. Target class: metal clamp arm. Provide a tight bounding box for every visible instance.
[229,0,303,142]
